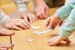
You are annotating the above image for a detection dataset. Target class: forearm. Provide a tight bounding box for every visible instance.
[0,9,11,26]
[58,8,75,39]
[56,4,72,21]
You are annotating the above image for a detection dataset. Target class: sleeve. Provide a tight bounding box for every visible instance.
[56,4,72,21]
[0,9,11,26]
[58,7,75,39]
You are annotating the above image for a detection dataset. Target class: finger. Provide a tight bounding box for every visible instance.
[32,15,37,22]
[42,9,48,19]
[17,23,28,29]
[47,37,55,44]
[48,40,61,46]
[22,22,31,29]
[34,15,37,21]
[45,19,50,29]
[52,23,58,29]
[35,8,41,17]
[21,23,28,29]
[47,19,54,29]
[0,48,7,50]
[53,40,69,46]
[6,24,22,31]
[63,38,71,44]
[0,43,14,49]
[31,14,37,22]
[35,8,43,19]
[53,21,61,29]
[0,27,14,36]
[48,42,57,46]
[39,10,45,19]
[42,12,48,19]
[21,15,28,22]
[24,21,31,28]
[48,40,58,46]
[29,14,34,23]
[34,8,37,16]
[38,13,44,19]
[47,40,53,44]
[21,14,27,19]
[11,25,22,31]
[38,15,43,19]
[3,29,14,36]
[45,7,48,17]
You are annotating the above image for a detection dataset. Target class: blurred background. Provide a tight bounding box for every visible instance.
[0,0,65,14]
[45,0,65,8]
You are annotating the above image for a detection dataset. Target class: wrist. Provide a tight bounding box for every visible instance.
[0,9,11,27]
[34,0,45,5]
[3,17,11,27]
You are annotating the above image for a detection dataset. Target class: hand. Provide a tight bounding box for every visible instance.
[21,13,37,23]
[0,27,14,36]
[35,0,48,19]
[0,43,14,50]
[45,14,62,29]
[48,36,61,46]
[48,36,71,46]
[5,18,31,30]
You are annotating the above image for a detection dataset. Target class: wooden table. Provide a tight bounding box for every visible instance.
[0,8,75,50]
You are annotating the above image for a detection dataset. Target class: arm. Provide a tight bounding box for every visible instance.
[58,7,75,39]
[0,9,11,26]
[45,4,72,29]
[56,4,72,21]
[47,8,75,46]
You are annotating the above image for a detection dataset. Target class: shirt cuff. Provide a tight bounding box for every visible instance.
[56,5,72,21]
[0,10,11,26]
[58,27,72,39]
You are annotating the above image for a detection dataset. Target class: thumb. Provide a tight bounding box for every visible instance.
[47,20,54,29]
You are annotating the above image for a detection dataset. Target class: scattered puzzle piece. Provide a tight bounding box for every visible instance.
[33,29,52,35]
[26,39,34,42]
[38,29,52,34]
[69,34,73,38]
[33,31,40,34]
[31,26,41,29]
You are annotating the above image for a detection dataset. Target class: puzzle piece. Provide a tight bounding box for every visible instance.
[31,26,41,29]
[38,29,52,34]
[69,35,73,38]
[33,31,40,34]
[26,39,34,42]
[33,29,52,35]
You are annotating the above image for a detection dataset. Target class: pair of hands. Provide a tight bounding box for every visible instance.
[5,13,36,31]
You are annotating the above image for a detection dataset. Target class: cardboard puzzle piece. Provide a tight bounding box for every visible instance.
[33,29,52,35]
[31,26,41,29]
